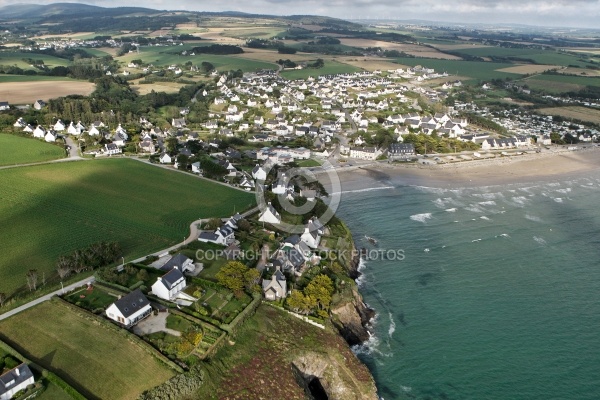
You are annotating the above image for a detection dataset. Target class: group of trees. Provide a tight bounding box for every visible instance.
[56,241,122,281]
[286,274,334,318]
[191,44,244,55]
[216,261,260,297]
[402,132,479,154]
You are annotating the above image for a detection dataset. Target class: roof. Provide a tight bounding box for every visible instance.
[0,363,34,396]
[161,253,191,272]
[112,289,150,318]
[160,268,185,290]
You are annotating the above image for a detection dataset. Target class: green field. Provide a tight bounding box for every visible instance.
[0,74,86,83]
[527,73,600,87]
[0,134,65,165]
[281,60,362,80]
[0,51,71,69]
[37,382,71,400]
[0,158,255,294]
[451,47,595,67]
[0,301,174,399]
[118,45,278,72]
[393,57,520,81]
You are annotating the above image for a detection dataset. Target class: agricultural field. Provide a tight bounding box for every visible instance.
[0,134,65,165]
[334,56,405,71]
[130,80,187,95]
[338,38,461,60]
[117,45,278,72]
[0,301,175,399]
[280,60,362,80]
[496,64,562,74]
[537,106,600,124]
[451,47,596,67]
[0,158,255,295]
[0,80,95,104]
[392,57,520,81]
[522,74,600,93]
[0,51,71,69]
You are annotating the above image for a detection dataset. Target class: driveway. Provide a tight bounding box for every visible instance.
[133,311,181,337]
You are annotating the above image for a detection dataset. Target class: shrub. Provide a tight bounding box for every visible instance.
[138,367,204,400]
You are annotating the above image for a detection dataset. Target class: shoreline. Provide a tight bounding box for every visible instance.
[334,147,600,192]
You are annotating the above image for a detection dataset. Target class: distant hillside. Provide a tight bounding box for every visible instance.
[0,3,361,31]
[0,3,160,21]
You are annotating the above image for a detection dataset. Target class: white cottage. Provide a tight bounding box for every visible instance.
[105,289,152,327]
[0,364,35,400]
[151,268,187,301]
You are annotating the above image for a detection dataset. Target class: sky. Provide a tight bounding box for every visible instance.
[2,0,600,29]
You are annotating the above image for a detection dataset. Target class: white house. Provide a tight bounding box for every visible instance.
[262,266,287,300]
[252,164,267,181]
[191,161,202,174]
[300,218,323,249]
[54,120,66,131]
[258,202,281,224]
[151,268,187,301]
[32,125,46,139]
[198,225,235,246]
[159,153,172,164]
[44,131,57,143]
[349,147,381,160]
[0,363,35,400]
[104,143,122,155]
[105,289,152,327]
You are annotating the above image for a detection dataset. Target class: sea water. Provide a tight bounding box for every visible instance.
[336,173,600,400]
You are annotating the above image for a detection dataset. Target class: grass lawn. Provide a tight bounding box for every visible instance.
[0,301,174,400]
[0,158,255,295]
[281,60,362,80]
[522,73,600,91]
[0,134,65,165]
[37,382,71,400]
[296,158,322,167]
[166,314,194,332]
[63,286,117,311]
[453,47,596,67]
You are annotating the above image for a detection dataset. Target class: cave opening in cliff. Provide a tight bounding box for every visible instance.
[307,376,329,400]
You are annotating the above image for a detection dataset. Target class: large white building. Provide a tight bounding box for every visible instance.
[349,147,382,160]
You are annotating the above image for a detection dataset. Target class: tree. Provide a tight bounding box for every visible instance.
[26,269,39,291]
[286,290,316,315]
[56,256,72,280]
[201,61,214,73]
[205,218,222,230]
[166,137,179,155]
[216,261,258,297]
[0,292,6,308]
[216,261,248,295]
[304,274,334,311]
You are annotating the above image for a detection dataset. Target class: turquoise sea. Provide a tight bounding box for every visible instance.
[336,172,600,400]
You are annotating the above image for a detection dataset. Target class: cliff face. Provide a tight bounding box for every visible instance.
[331,243,376,346]
[331,287,376,346]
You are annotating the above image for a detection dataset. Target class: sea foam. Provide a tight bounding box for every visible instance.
[410,213,432,223]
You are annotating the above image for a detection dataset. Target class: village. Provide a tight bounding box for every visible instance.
[2,56,600,399]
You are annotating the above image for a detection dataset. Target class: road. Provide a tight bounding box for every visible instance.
[0,276,95,321]
[0,206,261,320]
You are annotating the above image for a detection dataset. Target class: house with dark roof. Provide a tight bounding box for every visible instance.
[258,202,281,224]
[388,143,415,159]
[105,289,152,327]
[262,266,287,300]
[0,363,34,400]
[151,268,187,301]
[160,253,194,273]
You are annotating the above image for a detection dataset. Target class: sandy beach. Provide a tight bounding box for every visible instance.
[333,147,600,192]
